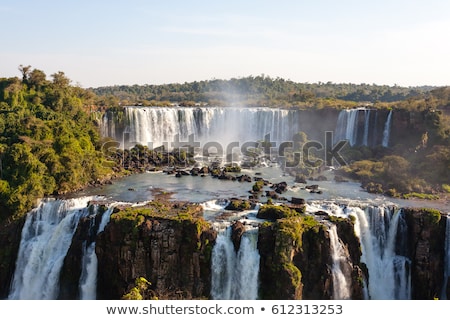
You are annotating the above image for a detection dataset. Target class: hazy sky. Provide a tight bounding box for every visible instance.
[1,0,449,88]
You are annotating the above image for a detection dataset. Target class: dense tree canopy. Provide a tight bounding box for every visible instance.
[0,67,112,221]
[91,75,434,108]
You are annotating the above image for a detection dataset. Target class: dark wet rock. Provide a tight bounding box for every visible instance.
[290,197,305,205]
[265,190,279,199]
[305,184,319,191]
[271,181,288,194]
[95,202,216,299]
[231,221,246,252]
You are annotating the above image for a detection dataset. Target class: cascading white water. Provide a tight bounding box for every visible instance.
[441,215,450,299]
[103,106,395,154]
[105,106,299,150]
[210,227,235,299]
[334,109,360,146]
[334,108,392,147]
[371,111,379,147]
[234,229,260,299]
[382,110,393,147]
[328,224,352,299]
[78,225,98,300]
[349,206,411,299]
[101,111,116,139]
[8,197,94,300]
[211,226,260,299]
[307,201,411,299]
[78,204,116,300]
[362,109,371,146]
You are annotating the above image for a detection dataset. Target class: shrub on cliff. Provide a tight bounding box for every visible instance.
[257,204,304,220]
[121,277,158,300]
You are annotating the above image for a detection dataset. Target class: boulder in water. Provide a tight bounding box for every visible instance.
[290,197,305,205]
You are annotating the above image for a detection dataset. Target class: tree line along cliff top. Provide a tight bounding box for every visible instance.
[91,75,447,110]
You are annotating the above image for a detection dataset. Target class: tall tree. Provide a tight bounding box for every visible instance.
[51,71,71,88]
[28,69,47,89]
[18,64,31,83]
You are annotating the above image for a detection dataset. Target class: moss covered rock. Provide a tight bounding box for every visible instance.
[95,201,216,299]
[257,204,304,220]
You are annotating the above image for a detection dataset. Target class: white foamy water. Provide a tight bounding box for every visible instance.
[211,226,260,299]
[8,197,94,299]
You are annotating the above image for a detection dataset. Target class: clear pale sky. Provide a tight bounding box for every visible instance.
[1,0,449,88]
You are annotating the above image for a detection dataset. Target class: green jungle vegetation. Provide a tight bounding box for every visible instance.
[0,66,449,223]
[0,66,114,221]
[91,75,434,109]
[335,87,450,198]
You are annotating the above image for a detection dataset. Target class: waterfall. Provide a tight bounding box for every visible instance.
[211,226,260,299]
[362,109,371,146]
[328,224,352,299]
[382,110,393,147]
[101,106,396,155]
[102,106,299,151]
[101,111,117,139]
[8,197,94,300]
[78,204,116,300]
[334,109,360,146]
[441,215,450,299]
[349,206,411,299]
[334,108,391,147]
[371,111,379,147]
[307,201,411,299]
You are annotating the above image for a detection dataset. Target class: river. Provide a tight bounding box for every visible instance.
[76,164,449,214]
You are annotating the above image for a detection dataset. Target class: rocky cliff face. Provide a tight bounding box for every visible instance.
[0,218,25,299]
[257,214,365,300]
[1,201,448,300]
[59,206,109,299]
[403,208,447,299]
[93,202,216,299]
[56,205,450,301]
[334,218,366,299]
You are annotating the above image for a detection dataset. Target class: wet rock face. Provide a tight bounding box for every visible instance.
[5,202,446,301]
[334,219,365,300]
[59,205,114,299]
[90,207,446,300]
[231,221,245,252]
[58,215,95,299]
[257,219,329,299]
[258,216,365,300]
[403,208,446,299]
[294,226,333,299]
[0,218,25,299]
[95,214,216,299]
[257,222,302,300]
